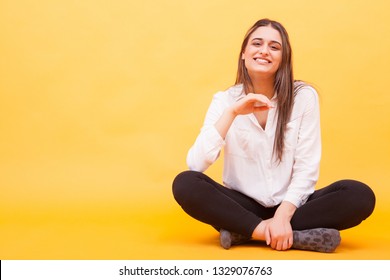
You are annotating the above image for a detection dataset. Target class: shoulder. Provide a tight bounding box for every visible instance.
[212,84,244,103]
[290,82,320,120]
[294,82,319,107]
[294,81,318,99]
[214,84,243,97]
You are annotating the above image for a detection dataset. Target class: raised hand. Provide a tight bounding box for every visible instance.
[232,93,274,116]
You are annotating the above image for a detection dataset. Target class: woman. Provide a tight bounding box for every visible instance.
[172,19,375,253]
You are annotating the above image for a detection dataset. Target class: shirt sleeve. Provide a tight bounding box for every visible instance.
[186,92,226,172]
[283,87,322,208]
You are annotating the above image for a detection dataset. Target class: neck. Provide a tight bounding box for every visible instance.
[250,75,275,99]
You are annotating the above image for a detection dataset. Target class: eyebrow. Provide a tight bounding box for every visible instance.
[251,38,282,46]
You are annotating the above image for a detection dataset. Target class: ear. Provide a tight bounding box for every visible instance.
[241,52,245,60]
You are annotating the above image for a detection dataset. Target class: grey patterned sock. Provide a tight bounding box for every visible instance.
[220,228,341,252]
[219,229,251,249]
[292,228,341,253]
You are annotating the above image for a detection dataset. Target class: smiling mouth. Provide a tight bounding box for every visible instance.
[254,58,271,64]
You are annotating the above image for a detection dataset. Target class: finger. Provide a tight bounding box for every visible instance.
[271,236,279,250]
[271,240,277,250]
[283,239,289,251]
[254,100,272,106]
[288,235,293,249]
[254,103,274,110]
[265,228,271,246]
[254,106,271,112]
[275,240,281,251]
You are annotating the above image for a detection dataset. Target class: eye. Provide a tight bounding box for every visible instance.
[270,45,281,51]
[251,39,262,46]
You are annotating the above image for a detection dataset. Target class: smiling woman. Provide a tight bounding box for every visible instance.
[172,18,376,253]
[0,0,388,263]
[241,26,282,82]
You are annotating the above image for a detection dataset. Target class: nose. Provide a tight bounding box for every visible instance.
[259,44,269,55]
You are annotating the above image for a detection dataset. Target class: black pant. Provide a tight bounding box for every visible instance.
[172,170,376,237]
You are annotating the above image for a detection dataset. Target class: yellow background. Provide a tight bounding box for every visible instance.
[1,0,389,259]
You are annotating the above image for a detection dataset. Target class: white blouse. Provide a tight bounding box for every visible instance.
[186,84,321,208]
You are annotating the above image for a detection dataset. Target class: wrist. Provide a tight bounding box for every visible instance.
[274,201,296,221]
[227,106,238,117]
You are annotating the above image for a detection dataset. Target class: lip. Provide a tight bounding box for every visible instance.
[254,57,271,64]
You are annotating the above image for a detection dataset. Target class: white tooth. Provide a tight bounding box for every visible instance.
[256,58,269,63]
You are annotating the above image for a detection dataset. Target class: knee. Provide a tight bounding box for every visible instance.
[172,170,202,204]
[341,179,376,218]
[357,181,376,218]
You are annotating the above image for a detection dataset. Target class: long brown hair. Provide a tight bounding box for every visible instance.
[235,19,303,163]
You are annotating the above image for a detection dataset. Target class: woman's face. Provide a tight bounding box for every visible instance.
[241,25,283,79]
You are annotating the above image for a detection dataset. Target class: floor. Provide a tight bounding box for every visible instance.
[1,194,389,260]
[1,0,390,265]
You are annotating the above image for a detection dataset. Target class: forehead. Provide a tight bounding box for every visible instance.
[249,25,282,44]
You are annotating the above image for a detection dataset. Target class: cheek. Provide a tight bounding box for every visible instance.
[242,53,252,67]
[273,55,283,68]
[242,49,251,60]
